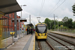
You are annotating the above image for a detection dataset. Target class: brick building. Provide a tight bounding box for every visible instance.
[0,13,23,38]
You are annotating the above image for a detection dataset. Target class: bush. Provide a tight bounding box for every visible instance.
[58,26,68,31]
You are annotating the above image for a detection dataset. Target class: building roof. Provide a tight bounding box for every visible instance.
[0,0,22,14]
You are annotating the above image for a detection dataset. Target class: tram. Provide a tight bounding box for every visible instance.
[35,23,47,40]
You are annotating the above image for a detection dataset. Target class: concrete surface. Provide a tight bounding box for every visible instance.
[6,34,35,50]
[50,31,75,38]
[28,34,35,50]
[6,34,31,50]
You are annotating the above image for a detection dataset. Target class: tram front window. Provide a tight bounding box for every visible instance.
[37,26,46,33]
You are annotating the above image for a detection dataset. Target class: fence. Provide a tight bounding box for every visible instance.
[54,28,75,33]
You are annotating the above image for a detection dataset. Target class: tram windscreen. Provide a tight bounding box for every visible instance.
[37,25,46,33]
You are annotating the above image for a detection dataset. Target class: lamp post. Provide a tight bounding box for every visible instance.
[19,5,26,38]
[20,5,26,18]
[29,15,31,24]
[54,14,55,30]
[54,14,59,31]
[56,16,59,31]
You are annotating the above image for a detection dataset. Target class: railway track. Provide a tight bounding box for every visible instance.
[48,33,75,50]
[48,35,72,50]
[49,33,75,46]
[36,33,75,50]
[37,41,55,50]
[38,41,42,50]
[48,33,75,47]
[45,41,55,50]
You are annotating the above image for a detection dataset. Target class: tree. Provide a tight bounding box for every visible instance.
[44,18,50,29]
[44,18,52,29]
[59,21,63,27]
[44,18,58,29]
[72,4,75,15]
[67,18,72,28]
[72,21,75,29]
[62,17,68,22]
[62,17,73,28]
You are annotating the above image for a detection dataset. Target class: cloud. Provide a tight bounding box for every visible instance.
[17,0,75,24]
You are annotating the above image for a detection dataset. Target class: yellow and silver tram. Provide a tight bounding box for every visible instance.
[35,23,47,39]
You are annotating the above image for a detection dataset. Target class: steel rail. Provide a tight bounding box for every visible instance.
[45,41,55,50]
[49,33,75,46]
[48,35,72,50]
[38,41,42,50]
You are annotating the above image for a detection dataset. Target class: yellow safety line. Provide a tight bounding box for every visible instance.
[33,35,35,50]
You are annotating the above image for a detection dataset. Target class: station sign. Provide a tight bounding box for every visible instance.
[12,20,18,22]
[20,19,27,22]
[12,19,27,22]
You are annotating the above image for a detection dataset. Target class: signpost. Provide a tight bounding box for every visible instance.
[10,32,15,43]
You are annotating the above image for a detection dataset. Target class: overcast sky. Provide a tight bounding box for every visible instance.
[16,0,75,25]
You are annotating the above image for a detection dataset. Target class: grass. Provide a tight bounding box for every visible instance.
[60,30,75,33]
[53,29,75,34]
[47,29,75,34]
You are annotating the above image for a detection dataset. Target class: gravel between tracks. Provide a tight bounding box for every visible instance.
[35,41,38,50]
[47,37,68,50]
[48,35,75,50]
[35,32,75,50]
[50,33,75,44]
[40,41,51,50]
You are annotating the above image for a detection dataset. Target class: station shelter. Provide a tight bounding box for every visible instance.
[0,0,22,49]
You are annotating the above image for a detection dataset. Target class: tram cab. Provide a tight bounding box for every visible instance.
[35,23,47,39]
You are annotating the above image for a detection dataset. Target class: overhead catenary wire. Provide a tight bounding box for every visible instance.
[49,0,60,13]
[53,0,66,12]
[49,0,66,16]
[39,0,45,16]
[37,0,45,23]
[39,0,60,17]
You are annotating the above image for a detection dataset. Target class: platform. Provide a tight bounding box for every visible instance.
[6,34,35,50]
[50,31,75,38]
